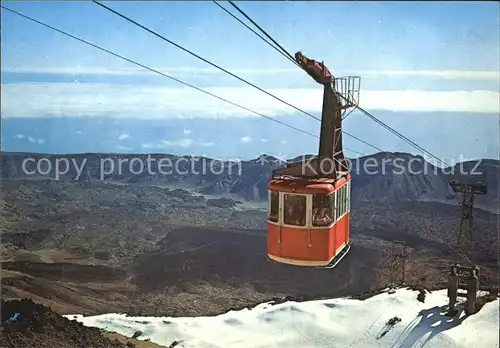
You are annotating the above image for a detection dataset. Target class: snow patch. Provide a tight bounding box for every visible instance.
[65,289,499,348]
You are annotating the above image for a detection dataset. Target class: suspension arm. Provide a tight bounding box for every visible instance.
[295,51,334,85]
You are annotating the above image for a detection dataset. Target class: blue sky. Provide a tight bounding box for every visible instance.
[1,1,499,162]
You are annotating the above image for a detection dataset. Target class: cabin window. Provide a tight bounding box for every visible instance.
[330,192,336,221]
[341,185,346,216]
[336,184,347,219]
[268,190,279,222]
[342,184,347,216]
[312,194,333,227]
[283,194,307,226]
[346,181,350,213]
[336,186,341,219]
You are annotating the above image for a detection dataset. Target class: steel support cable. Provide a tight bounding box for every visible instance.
[216,2,396,155]
[227,0,297,64]
[218,0,354,128]
[226,1,461,217]
[334,92,452,167]
[92,1,382,156]
[227,2,451,167]
[214,0,360,142]
[2,6,368,158]
[92,1,321,122]
[212,1,301,68]
[3,5,367,158]
[0,5,319,140]
[356,105,452,167]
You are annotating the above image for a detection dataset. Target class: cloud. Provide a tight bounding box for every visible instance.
[141,142,163,149]
[118,133,130,140]
[2,66,300,76]
[281,140,288,144]
[141,138,214,149]
[165,139,193,147]
[240,136,252,144]
[183,129,192,135]
[260,138,268,143]
[115,145,134,151]
[1,83,498,119]
[27,136,45,145]
[362,70,500,80]
[4,66,499,80]
[199,141,215,147]
[15,133,44,144]
[75,130,82,135]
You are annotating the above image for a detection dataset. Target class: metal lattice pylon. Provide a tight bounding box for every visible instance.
[449,180,487,266]
[385,240,408,287]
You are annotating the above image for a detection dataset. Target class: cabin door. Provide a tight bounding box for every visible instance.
[268,190,282,258]
[278,192,284,258]
[280,192,309,260]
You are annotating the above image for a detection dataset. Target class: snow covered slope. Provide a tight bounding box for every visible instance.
[66,289,499,348]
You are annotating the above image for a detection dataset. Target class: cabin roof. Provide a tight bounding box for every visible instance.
[269,172,350,194]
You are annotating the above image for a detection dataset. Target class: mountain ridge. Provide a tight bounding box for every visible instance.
[1,151,498,212]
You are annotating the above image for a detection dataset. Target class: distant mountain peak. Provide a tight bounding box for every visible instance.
[251,154,279,163]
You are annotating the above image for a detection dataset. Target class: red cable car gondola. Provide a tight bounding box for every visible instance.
[267,52,360,268]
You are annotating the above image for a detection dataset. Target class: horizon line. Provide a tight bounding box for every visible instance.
[2,67,499,80]
[1,150,495,165]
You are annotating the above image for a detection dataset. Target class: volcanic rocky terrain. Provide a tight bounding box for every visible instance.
[1,151,498,347]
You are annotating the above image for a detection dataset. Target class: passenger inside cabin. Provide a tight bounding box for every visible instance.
[285,204,295,223]
[284,195,306,226]
[313,208,331,225]
[312,194,333,226]
[294,204,306,225]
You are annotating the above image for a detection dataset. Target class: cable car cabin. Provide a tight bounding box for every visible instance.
[267,172,351,267]
[265,51,359,268]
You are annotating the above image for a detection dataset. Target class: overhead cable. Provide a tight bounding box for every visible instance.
[92,1,390,155]
[2,5,367,157]
[212,1,300,68]
[226,1,452,167]
[92,0,321,122]
[0,5,317,140]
